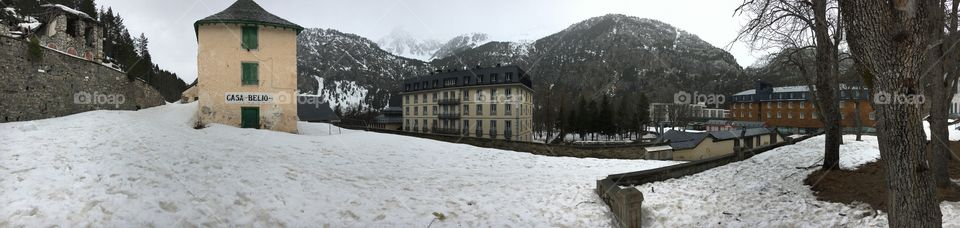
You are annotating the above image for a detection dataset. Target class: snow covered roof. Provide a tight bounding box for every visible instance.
[733,84,869,96]
[40,4,96,22]
[297,99,340,122]
[644,145,673,152]
[708,128,773,141]
[195,0,303,34]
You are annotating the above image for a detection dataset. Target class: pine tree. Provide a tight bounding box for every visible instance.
[598,95,613,139]
[77,0,96,20]
[636,94,650,135]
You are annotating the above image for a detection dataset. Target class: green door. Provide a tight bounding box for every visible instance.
[241,107,260,129]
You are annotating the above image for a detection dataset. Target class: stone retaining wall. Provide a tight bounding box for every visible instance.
[0,35,165,123]
[339,125,658,159]
[595,133,823,227]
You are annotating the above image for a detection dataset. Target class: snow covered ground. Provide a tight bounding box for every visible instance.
[0,103,680,227]
[636,135,960,227]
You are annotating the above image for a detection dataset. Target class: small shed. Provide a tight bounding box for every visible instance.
[297,98,340,123]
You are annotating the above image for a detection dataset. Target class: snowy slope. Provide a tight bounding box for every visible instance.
[636,135,960,227]
[0,103,680,227]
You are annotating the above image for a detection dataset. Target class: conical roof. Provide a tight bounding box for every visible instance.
[194,0,303,34]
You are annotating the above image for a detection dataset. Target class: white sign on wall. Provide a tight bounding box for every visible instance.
[225,92,276,104]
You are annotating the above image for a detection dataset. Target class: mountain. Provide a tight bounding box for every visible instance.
[431,14,747,104]
[430,33,489,60]
[297,14,750,113]
[297,28,431,109]
[375,28,442,61]
[375,30,490,61]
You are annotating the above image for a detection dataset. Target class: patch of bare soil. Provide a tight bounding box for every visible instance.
[805,158,960,212]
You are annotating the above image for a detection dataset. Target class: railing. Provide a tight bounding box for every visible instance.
[432,127,461,135]
[438,112,461,119]
[438,98,461,105]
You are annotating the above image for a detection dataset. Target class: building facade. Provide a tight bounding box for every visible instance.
[401,65,535,142]
[729,85,875,133]
[36,4,103,62]
[194,0,303,133]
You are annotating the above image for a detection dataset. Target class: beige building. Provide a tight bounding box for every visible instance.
[193,0,302,133]
[401,65,535,142]
[658,128,784,161]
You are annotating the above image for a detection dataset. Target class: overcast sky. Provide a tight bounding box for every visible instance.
[97,0,765,83]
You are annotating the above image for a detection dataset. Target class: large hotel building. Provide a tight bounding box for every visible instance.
[729,85,876,133]
[401,65,535,142]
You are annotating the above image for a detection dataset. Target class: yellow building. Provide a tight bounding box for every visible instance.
[658,129,784,161]
[193,0,303,133]
[401,65,535,142]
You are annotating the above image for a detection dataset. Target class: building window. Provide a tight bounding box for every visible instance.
[800,112,805,119]
[463,89,469,101]
[490,120,498,139]
[242,26,259,50]
[476,120,483,137]
[777,102,782,108]
[414,106,419,115]
[869,111,876,120]
[767,102,771,108]
[491,74,499,83]
[505,120,513,140]
[767,112,771,118]
[477,75,484,84]
[405,107,409,115]
[812,112,818,119]
[506,104,512,116]
[240,107,260,129]
[506,72,514,82]
[476,104,483,116]
[788,112,793,119]
[777,112,781,118]
[433,106,438,115]
[463,76,471,85]
[241,62,259,85]
[463,105,469,116]
[490,104,497,116]
[463,120,469,135]
[490,88,498,102]
[800,101,805,108]
[433,93,438,102]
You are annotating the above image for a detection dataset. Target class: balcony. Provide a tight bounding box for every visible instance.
[438,112,461,119]
[438,98,461,105]
[432,127,461,135]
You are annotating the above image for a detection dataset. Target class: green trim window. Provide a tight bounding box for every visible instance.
[241,62,259,85]
[241,107,260,129]
[242,26,259,50]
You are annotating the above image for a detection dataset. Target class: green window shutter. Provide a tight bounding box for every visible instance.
[242,26,259,50]
[241,62,259,85]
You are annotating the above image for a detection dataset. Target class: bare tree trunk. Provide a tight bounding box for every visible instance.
[926,0,960,189]
[813,0,843,170]
[840,0,943,226]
